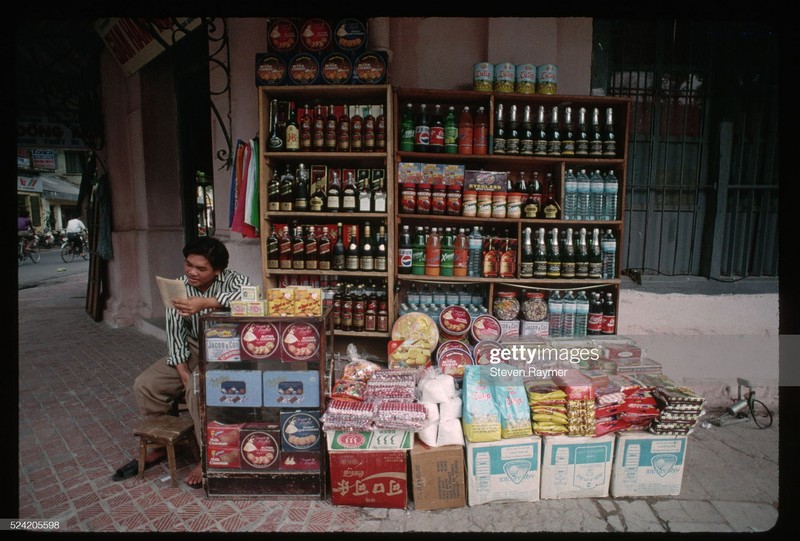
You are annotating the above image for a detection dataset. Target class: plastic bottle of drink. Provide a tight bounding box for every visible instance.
[414,103,430,152]
[467,225,483,277]
[602,292,616,334]
[587,291,604,335]
[563,169,577,221]
[397,224,413,274]
[576,169,591,220]
[603,170,619,221]
[601,229,617,279]
[453,227,469,276]
[399,103,415,152]
[548,290,563,338]
[561,290,576,337]
[407,283,420,306]
[419,283,433,305]
[433,283,446,305]
[439,227,455,276]
[458,106,474,155]
[444,106,458,154]
[458,283,472,305]
[446,283,460,305]
[472,106,489,155]
[589,169,605,221]
[411,226,426,275]
[425,226,441,276]
[575,290,589,337]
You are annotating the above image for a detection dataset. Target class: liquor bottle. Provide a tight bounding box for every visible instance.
[603,107,616,157]
[372,175,387,213]
[602,292,616,334]
[468,225,483,277]
[429,104,445,153]
[533,105,547,156]
[342,171,358,212]
[561,290,576,337]
[588,227,602,279]
[376,106,386,152]
[359,222,374,271]
[318,226,332,270]
[576,169,591,220]
[589,169,605,221]
[267,168,280,211]
[285,103,300,151]
[520,105,534,155]
[341,284,353,331]
[298,104,312,152]
[546,106,561,156]
[457,106,473,155]
[414,103,430,152]
[279,164,294,212]
[533,227,548,279]
[309,174,326,212]
[365,286,377,332]
[575,227,589,278]
[278,225,292,269]
[439,227,454,276]
[444,106,458,154]
[411,225,426,275]
[546,227,561,278]
[561,106,575,156]
[358,175,372,212]
[603,170,619,221]
[377,292,389,333]
[561,228,576,279]
[563,169,577,220]
[453,227,469,277]
[324,104,338,152]
[516,171,529,207]
[575,290,589,336]
[268,99,285,151]
[601,229,617,279]
[519,226,534,278]
[363,105,376,152]
[304,225,318,270]
[492,102,506,155]
[291,224,305,269]
[548,290,563,338]
[345,225,360,271]
[575,106,589,156]
[473,106,489,155]
[332,223,346,271]
[505,104,520,155]
[350,104,363,152]
[326,170,341,212]
[337,104,350,152]
[399,103,414,151]
[293,163,309,211]
[266,224,279,269]
[525,172,543,219]
[482,236,499,278]
[374,225,388,272]
[589,107,603,156]
[425,226,441,276]
[543,174,559,219]
[312,104,325,152]
[587,291,603,335]
[499,237,516,278]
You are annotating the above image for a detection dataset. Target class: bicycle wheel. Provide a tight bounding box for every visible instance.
[80,247,89,260]
[18,245,23,267]
[750,398,773,428]
[61,243,75,263]
[28,244,41,263]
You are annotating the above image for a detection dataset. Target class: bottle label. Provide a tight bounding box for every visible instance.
[374,255,387,271]
[533,261,548,278]
[520,261,534,277]
[440,249,454,276]
[360,255,374,271]
[544,203,558,219]
[602,314,616,334]
[398,248,413,270]
[342,194,356,210]
[414,126,430,147]
[411,246,426,274]
[430,126,444,148]
[546,261,561,278]
[458,127,473,154]
[345,254,359,270]
[575,138,589,155]
[561,261,576,278]
[286,126,300,150]
[575,261,589,277]
[310,196,324,211]
[444,126,458,152]
[588,261,602,279]
[587,313,604,333]
[425,247,441,275]
[546,139,561,156]
[603,138,616,157]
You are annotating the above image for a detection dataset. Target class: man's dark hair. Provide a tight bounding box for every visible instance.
[183,236,229,271]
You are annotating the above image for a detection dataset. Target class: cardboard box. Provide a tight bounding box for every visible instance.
[205,370,262,407]
[205,337,241,362]
[280,452,322,471]
[465,436,541,506]
[263,370,320,407]
[206,421,243,447]
[326,429,413,451]
[239,423,281,470]
[267,288,295,316]
[540,435,614,499]
[409,440,466,510]
[397,162,423,184]
[611,433,688,497]
[521,320,549,337]
[329,450,408,508]
[206,446,241,469]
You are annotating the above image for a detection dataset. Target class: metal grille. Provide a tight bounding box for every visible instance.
[593,19,779,279]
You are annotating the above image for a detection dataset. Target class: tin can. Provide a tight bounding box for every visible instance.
[537,64,558,94]
[493,62,515,93]
[473,62,494,92]
[515,63,537,94]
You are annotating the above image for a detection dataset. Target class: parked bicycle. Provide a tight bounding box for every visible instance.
[709,377,773,429]
[60,231,89,263]
[18,236,41,266]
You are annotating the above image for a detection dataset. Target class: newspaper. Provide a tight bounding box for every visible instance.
[156,276,187,308]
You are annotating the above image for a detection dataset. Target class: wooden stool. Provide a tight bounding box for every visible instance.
[134,416,197,487]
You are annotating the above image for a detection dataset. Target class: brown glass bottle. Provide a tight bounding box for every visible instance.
[278,225,292,269]
[318,226,332,270]
[324,104,338,152]
[312,104,325,152]
[337,104,350,152]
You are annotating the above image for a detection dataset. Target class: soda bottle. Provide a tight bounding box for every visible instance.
[414,103,430,153]
[444,106,458,154]
[399,103,415,152]
[425,227,441,276]
[411,226,426,275]
[602,292,616,334]
[458,106,473,155]
[548,290,563,338]
[429,104,445,153]
[587,292,603,335]
[397,224,413,274]
[473,106,489,155]
[439,227,455,276]
[453,227,469,277]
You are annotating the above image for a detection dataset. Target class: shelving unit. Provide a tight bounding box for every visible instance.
[392,87,631,329]
[199,310,333,498]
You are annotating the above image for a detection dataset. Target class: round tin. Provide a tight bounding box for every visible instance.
[537,64,558,94]
[300,18,332,52]
[470,314,503,343]
[438,305,472,340]
[267,19,299,52]
[353,52,387,84]
[255,54,287,86]
[240,322,280,359]
[493,62,516,93]
[437,348,474,379]
[240,431,279,469]
[287,53,319,85]
[515,63,537,94]
[473,62,494,92]
[473,339,503,365]
[333,18,367,51]
[281,321,320,361]
[320,52,352,85]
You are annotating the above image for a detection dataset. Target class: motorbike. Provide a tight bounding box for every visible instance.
[37,227,57,249]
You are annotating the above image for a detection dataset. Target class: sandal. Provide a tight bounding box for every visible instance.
[111,452,166,482]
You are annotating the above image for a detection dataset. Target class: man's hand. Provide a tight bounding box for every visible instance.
[171,296,217,317]
[175,363,191,388]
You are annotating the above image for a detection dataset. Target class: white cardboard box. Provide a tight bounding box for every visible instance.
[465,435,541,506]
[540,434,614,499]
[610,432,688,497]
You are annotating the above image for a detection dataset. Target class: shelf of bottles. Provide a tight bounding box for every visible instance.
[258,85,396,338]
[392,88,630,335]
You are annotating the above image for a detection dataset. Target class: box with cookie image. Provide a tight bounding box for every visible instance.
[280,410,322,452]
[263,370,320,407]
[205,370,263,408]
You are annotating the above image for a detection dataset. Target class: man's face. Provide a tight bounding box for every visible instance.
[184,254,218,292]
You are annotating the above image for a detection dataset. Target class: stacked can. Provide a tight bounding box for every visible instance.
[493,62,515,93]
[515,64,537,94]
[473,62,494,91]
[537,64,558,94]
